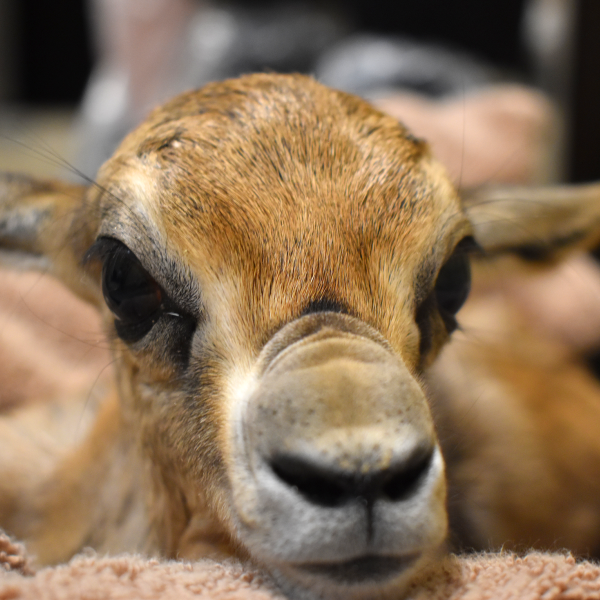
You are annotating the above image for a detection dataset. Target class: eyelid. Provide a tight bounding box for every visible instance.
[84,237,167,307]
[84,237,162,287]
[83,236,129,265]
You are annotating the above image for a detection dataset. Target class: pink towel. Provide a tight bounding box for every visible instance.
[3,531,600,600]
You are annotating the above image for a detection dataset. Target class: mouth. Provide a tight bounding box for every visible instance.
[295,554,419,585]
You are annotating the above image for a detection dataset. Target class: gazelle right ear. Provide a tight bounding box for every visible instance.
[463,182,600,262]
[0,173,101,306]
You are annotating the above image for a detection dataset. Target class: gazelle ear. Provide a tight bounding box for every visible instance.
[0,173,101,305]
[463,182,600,262]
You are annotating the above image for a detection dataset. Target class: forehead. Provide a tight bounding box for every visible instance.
[97,74,466,328]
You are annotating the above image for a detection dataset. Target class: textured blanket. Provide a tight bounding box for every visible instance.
[2,531,600,600]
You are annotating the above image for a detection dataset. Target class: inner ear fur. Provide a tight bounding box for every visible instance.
[0,172,101,306]
[463,181,600,263]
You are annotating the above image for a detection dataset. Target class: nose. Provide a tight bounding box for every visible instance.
[230,316,448,568]
[269,442,434,508]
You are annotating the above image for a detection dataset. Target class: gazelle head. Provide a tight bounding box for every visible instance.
[2,73,600,599]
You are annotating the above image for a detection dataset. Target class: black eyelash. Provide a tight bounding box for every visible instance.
[83,236,123,264]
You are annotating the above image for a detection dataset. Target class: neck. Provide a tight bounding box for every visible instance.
[23,393,151,565]
[22,391,236,565]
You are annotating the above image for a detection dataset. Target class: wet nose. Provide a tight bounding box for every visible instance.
[268,442,434,508]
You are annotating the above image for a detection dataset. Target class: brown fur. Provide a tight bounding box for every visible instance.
[430,276,600,556]
[2,74,600,599]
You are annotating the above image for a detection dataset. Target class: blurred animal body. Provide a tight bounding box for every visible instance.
[1,74,600,599]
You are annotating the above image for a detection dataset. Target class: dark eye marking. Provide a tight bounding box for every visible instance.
[434,236,474,333]
[416,236,476,358]
[85,237,192,344]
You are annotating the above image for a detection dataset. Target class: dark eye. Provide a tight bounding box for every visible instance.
[100,241,164,342]
[434,237,473,332]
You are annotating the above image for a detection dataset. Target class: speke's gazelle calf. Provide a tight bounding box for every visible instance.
[2,73,600,599]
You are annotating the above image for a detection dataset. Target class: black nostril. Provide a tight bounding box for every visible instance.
[269,445,434,508]
[270,454,351,507]
[381,444,434,501]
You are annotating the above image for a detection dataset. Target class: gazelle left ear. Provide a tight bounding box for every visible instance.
[463,182,600,262]
[0,172,101,306]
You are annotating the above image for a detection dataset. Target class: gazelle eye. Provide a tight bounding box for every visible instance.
[434,237,473,332]
[98,240,164,342]
[85,237,198,363]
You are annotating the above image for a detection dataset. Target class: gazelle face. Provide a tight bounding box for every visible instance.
[6,74,473,598]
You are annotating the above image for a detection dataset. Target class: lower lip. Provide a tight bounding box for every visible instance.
[295,554,418,584]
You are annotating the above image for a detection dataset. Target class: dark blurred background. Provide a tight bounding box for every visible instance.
[0,0,598,182]
[0,0,92,105]
[0,0,530,105]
